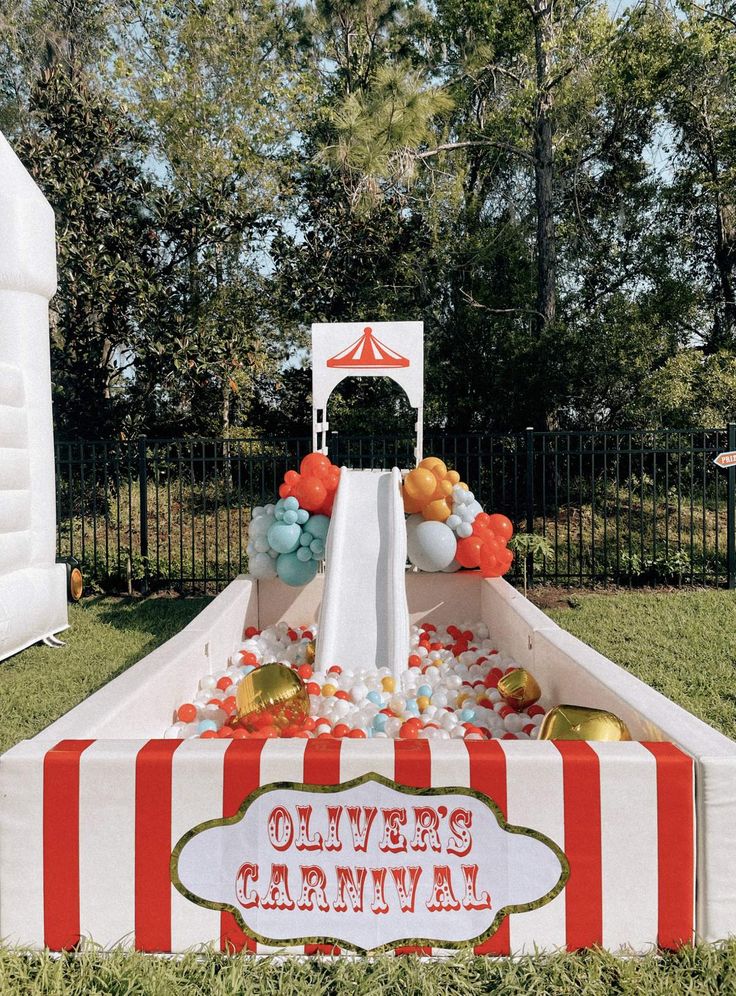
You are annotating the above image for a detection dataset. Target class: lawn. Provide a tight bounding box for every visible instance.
[1,589,735,995]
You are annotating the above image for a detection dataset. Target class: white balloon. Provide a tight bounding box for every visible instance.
[456,521,473,538]
[446,514,461,530]
[405,513,424,536]
[250,552,278,579]
[441,558,462,573]
[407,521,457,571]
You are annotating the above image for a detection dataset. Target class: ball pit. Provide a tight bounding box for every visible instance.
[166,621,547,743]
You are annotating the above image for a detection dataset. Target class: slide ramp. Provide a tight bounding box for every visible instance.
[316,467,409,677]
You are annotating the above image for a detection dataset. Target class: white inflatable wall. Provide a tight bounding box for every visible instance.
[0,131,68,661]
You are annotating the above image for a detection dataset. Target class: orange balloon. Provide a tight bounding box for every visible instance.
[294,476,327,512]
[278,483,291,499]
[403,492,426,514]
[473,512,492,531]
[318,491,335,516]
[300,452,332,480]
[419,456,448,480]
[404,467,438,501]
[480,551,503,578]
[487,513,514,542]
[422,498,451,522]
[438,479,454,497]
[446,471,460,485]
[284,470,301,486]
[456,535,483,569]
[326,465,341,491]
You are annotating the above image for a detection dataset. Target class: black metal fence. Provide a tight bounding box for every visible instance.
[55,427,736,594]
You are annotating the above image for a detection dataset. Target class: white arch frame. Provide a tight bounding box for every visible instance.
[311,321,423,465]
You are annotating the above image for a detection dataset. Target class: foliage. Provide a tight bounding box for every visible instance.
[509,531,554,596]
[3,0,736,436]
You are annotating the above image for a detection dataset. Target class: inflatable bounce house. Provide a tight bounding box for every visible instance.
[0,133,78,663]
[1,131,736,957]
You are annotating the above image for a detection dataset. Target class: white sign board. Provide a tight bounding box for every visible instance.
[311,321,424,462]
[173,775,567,953]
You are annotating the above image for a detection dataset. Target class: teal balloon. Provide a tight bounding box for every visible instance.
[306,514,330,541]
[282,509,298,525]
[309,539,324,556]
[283,496,299,511]
[296,509,309,525]
[267,521,301,554]
[296,546,313,562]
[276,551,318,587]
[299,530,314,547]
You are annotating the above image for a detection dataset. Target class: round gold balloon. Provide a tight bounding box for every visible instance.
[235,662,309,731]
[497,668,541,709]
[538,704,631,742]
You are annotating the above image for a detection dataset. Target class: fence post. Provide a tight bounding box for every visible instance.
[138,435,149,595]
[728,423,736,590]
[525,426,535,586]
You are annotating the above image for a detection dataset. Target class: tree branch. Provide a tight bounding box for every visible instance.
[415,139,533,164]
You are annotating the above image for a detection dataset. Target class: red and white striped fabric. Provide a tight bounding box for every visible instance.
[0,738,694,954]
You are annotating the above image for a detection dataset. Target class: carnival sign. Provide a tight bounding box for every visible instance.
[172,774,568,952]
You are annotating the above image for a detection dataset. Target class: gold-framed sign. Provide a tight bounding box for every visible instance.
[171,773,568,954]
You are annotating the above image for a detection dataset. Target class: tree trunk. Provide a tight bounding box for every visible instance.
[712,194,736,351]
[532,0,557,339]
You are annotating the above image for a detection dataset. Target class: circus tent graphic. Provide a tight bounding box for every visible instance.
[326,326,410,369]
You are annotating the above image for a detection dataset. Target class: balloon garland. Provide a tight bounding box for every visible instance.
[247,453,340,587]
[403,457,515,577]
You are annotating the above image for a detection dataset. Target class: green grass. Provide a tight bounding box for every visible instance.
[2,591,736,993]
[0,943,734,996]
[543,588,736,739]
[0,596,211,754]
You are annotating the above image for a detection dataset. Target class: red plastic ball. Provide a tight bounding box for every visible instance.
[177,703,197,724]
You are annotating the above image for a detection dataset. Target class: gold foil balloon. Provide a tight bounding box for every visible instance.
[538,704,631,742]
[497,668,542,709]
[306,640,316,665]
[236,662,309,731]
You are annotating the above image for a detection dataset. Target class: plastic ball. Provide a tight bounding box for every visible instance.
[267,521,302,554]
[407,520,457,572]
[276,551,319,587]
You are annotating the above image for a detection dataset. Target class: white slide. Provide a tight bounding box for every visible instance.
[317,467,409,677]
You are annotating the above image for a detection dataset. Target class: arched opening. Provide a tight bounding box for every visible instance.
[325,376,418,468]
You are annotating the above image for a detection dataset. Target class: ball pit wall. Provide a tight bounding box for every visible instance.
[0,573,733,948]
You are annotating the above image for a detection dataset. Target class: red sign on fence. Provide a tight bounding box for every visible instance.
[714,451,736,468]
